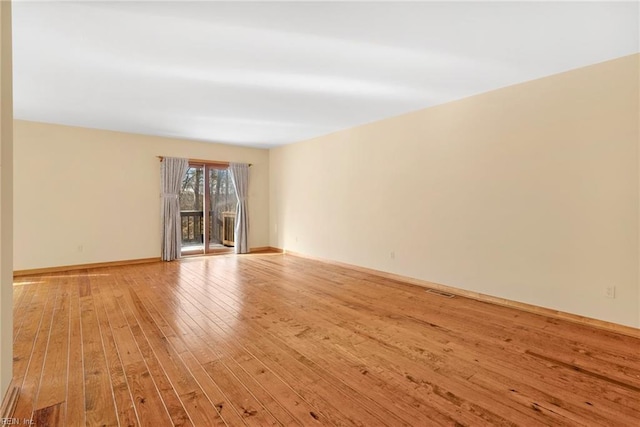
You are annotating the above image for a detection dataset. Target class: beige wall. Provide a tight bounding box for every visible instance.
[0,0,12,396]
[14,121,269,270]
[270,54,640,327]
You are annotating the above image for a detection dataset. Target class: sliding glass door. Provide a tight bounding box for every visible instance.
[208,168,237,251]
[179,165,204,254]
[179,164,237,255]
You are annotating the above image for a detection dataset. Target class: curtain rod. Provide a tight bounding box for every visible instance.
[156,156,252,167]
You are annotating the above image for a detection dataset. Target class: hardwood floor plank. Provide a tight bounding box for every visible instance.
[123,274,279,425]
[172,302,344,425]
[232,352,327,426]
[180,261,530,426]
[133,268,321,427]
[173,265,421,426]
[91,273,140,427]
[113,282,193,426]
[201,359,280,427]
[249,254,637,422]
[106,277,187,427]
[138,266,335,426]
[12,274,62,421]
[124,274,249,426]
[313,271,640,418]
[125,284,228,426]
[11,254,640,426]
[101,272,174,427]
[236,256,640,426]
[34,284,69,412]
[32,401,63,427]
[126,287,199,397]
[178,351,247,427]
[12,280,54,379]
[80,274,119,426]
[124,361,174,427]
[12,278,37,343]
[65,272,86,427]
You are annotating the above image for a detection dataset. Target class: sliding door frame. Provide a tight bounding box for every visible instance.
[180,161,235,257]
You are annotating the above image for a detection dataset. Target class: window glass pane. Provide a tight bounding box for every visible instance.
[180,165,205,253]
[209,168,238,249]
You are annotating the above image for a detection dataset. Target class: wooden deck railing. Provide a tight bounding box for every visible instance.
[181,210,203,244]
[180,210,235,246]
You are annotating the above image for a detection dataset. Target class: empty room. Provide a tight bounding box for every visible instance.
[0,1,639,426]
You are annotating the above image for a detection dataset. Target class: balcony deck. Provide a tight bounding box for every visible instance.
[181,242,232,254]
[181,210,235,254]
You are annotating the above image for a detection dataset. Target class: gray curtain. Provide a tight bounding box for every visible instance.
[229,162,249,254]
[160,157,189,261]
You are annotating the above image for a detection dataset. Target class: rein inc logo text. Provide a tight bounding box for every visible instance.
[1,419,34,425]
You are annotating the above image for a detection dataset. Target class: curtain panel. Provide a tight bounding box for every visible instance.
[160,157,189,261]
[229,163,250,254]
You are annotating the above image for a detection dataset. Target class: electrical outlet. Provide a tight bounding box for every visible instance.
[77,244,84,253]
[605,286,616,299]
[390,251,395,260]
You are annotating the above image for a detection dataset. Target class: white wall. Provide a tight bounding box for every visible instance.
[14,121,270,270]
[0,0,12,396]
[270,54,640,327]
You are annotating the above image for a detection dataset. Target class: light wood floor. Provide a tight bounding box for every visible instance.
[8,254,640,426]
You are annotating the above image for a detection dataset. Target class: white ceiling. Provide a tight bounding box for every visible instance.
[12,1,640,148]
